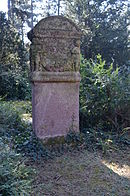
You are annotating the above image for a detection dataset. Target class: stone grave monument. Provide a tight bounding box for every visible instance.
[27,16,81,140]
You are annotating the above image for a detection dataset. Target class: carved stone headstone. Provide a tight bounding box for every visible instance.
[28,16,81,140]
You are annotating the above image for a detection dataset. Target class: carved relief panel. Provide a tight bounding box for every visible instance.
[28,16,81,72]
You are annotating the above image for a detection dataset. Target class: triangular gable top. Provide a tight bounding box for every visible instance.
[28,16,81,41]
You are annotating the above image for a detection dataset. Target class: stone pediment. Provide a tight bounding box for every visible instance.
[27,16,81,41]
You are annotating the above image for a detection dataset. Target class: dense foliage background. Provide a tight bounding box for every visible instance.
[0,12,31,100]
[65,0,129,67]
[0,0,129,100]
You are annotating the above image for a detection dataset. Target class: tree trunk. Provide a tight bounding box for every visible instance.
[31,0,33,28]
[58,0,60,15]
[8,0,11,20]
[11,0,15,24]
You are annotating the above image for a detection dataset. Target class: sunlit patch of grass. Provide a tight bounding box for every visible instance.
[102,160,130,178]
[22,113,32,124]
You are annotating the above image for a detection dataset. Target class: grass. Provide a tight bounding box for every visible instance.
[32,148,130,196]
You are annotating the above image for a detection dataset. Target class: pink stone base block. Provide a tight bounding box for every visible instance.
[32,82,80,139]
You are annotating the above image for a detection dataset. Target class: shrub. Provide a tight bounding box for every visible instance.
[0,138,34,195]
[0,101,50,160]
[80,54,130,133]
[0,101,31,141]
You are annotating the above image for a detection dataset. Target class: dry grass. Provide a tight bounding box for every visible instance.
[32,147,130,196]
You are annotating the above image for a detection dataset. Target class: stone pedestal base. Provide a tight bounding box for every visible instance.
[31,72,80,140]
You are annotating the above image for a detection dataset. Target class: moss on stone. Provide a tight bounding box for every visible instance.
[41,136,65,147]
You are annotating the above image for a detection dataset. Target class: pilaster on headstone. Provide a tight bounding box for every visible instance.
[27,16,81,140]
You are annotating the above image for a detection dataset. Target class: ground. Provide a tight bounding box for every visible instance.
[32,147,130,196]
[0,101,129,196]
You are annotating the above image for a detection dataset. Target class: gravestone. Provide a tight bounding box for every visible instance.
[27,16,81,140]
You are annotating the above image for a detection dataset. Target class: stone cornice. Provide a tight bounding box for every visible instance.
[30,71,81,83]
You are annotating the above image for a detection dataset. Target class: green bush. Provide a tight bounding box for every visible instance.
[80,54,130,133]
[0,101,50,160]
[0,63,31,100]
[0,138,34,195]
[0,101,31,141]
